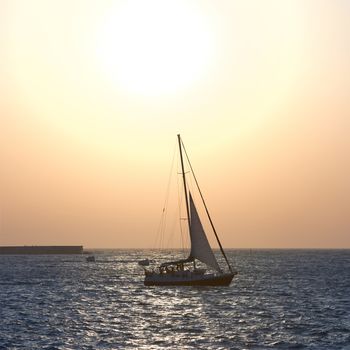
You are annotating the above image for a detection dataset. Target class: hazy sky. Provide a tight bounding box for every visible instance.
[1,0,349,248]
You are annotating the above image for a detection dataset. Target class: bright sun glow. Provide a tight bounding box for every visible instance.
[96,0,213,96]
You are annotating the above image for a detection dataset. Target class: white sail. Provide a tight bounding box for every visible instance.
[189,192,221,272]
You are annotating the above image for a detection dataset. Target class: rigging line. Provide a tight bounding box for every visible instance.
[176,169,186,253]
[163,142,177,212]
[153,211,163,249]
[160,202,167,250]
[152,141,177,249]
[162,143,177,249]
[154,201,168,250]
[165,195,180,249]
[177,134,191,236]
[180,138,233,273]
[165,153,181,250]
[153,203,166,249]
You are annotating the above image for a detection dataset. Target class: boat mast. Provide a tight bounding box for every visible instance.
[177,134,191,240]
[180,138,234,274]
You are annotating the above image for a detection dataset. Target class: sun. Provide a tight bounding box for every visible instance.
[95,0,213,96]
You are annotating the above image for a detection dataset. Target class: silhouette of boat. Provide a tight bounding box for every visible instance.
[143,134,237,286]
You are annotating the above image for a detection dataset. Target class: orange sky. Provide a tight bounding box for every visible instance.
[1,0,349,248]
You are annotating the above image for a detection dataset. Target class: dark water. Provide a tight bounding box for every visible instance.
[0,250,349,349]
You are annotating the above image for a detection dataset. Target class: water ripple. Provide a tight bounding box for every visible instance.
[0,250,349,349]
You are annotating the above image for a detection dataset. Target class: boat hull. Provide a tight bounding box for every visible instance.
[144,272,234,286]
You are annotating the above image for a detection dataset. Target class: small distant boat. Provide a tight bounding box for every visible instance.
[86,255,95,262]
[138,258,150,266]
[143,134,237,286]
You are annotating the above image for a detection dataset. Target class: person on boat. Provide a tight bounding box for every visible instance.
[176,263,184,271]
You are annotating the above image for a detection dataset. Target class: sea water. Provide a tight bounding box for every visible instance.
[0,250,349,349]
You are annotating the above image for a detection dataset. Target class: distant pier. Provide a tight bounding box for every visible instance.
[0,246,83,255]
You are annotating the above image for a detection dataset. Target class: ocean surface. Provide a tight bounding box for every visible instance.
[0,249,349,349]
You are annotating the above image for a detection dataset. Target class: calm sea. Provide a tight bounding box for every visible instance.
[0,250,349,349]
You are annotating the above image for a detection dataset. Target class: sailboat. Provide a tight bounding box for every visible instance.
[143,134,237,286]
